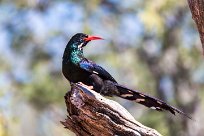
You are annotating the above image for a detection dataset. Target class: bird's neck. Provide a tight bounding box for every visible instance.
[63,44,84,64]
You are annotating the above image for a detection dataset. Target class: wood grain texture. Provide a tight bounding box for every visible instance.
[187,0,204,54]
[61,83,162,136]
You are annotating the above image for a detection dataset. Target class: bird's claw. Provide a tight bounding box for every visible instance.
[78,82,83,85]
[87,86,93,90]
[77,82,94,90]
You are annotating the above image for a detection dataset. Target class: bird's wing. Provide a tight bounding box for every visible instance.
[79,59,117,83]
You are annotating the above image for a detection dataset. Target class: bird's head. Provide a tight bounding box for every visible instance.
[68,33,103,50]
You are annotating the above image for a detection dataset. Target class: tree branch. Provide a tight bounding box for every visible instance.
[61,83,162,136]
[187,0,204,54]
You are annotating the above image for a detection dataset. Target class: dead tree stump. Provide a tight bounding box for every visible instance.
[187,0,204,54]
[61,83,162,136]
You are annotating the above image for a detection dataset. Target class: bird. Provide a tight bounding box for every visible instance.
[62,33,192,119]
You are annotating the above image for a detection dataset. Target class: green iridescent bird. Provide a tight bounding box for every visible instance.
[62,33,191,119]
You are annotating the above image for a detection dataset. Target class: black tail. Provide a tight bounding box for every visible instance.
[115,84,192,119]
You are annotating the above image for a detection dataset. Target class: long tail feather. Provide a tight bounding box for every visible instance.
[115,84,192,119]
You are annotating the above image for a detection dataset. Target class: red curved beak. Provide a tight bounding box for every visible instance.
[84,36,103,41]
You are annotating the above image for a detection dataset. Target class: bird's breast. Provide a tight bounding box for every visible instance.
[62,62,91,84]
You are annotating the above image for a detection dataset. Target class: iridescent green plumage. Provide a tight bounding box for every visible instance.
[63,42,83,64]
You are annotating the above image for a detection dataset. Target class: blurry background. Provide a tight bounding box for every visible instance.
[0,0,204,136]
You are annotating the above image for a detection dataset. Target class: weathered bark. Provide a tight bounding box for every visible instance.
[61,83,162,136]
[187,0,204,54]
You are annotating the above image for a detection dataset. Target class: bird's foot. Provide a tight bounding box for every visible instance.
[77,82,94,90]
[87,86,94,90]
[78,82,83,85]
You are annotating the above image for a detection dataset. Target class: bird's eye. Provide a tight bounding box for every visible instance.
[79,39,83,43]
